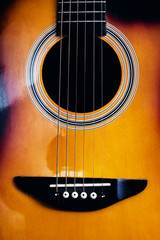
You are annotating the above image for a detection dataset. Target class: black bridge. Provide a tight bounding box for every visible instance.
[14,177,147,211]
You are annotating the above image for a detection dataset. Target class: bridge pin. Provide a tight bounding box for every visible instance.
[80,192,87,199]
[101,193,106,198]
[63,191,69,198]
[55,192,59,197]
[90,192,97,199]
[72,192,78,199]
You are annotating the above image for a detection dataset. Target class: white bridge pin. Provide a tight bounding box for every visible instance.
[63,191,69,198]
[90,192,97,199]
[80,192,87,199]
[72,192,78,199]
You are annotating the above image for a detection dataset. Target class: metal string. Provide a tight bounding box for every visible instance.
[92,0,96,189]
[56,0,64,193]
[65,0,72,191]
[74,0,79,192]
[57,0,105,193]
[101,0,104,192]
[82,0,87,193]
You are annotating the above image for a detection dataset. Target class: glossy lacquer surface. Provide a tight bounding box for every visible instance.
[0,0,160,239]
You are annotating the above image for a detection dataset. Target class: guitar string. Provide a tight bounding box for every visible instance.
[82,0,87,193]
[101,0,104,193]
[57,0,105,193]
[74,0,79,192]
[65,0,72,192]
[56,0,64,193]
[92,0,96,190]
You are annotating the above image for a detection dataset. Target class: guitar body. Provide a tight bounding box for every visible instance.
[0,0,160,239]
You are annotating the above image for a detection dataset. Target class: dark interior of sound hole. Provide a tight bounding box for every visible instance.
[42,36,121,113]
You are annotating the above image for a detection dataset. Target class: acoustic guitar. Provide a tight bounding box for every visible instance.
[0,0,160,239]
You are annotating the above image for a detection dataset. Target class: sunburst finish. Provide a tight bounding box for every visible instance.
[0,0,160,239]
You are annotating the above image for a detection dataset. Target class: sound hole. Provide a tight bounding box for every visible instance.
[42,36,121,113]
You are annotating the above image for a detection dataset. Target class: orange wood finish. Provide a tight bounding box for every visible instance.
[0,0,160,239]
